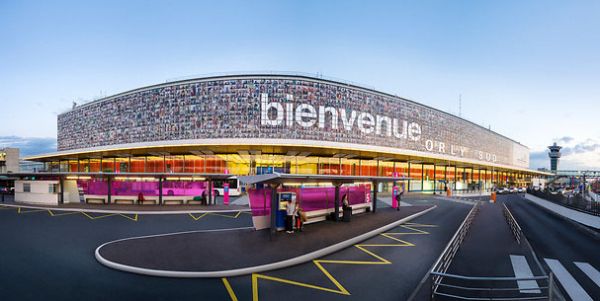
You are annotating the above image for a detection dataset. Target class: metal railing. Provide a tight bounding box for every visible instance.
[430,202,564,301]
[430,272,554,301]
[430,202,480,295]
[528,189,600,216]
[503,203,522,244]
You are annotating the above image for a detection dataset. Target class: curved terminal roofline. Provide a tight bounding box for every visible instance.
[63,72,528,149]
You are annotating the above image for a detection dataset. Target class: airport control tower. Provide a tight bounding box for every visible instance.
[548,142,562,172]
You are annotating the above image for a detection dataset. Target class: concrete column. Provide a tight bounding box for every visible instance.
[433,164,437,194]
[270,183,279,237]
[208,179,213,205]
[421,164,424,192]
[59,176,65,205]
[408,162,411,192]
[106,175,111,204]
[158,176,163,205]
[334,183,341,221]
[372,180,378,213]
[454,167,457,191]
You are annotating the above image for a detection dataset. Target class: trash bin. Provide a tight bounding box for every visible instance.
[342,207,352,222]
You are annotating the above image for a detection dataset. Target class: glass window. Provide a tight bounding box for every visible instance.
[23,183,31,193]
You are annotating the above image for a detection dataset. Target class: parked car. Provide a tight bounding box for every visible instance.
[517,187,525,193]
[496,187,509,194]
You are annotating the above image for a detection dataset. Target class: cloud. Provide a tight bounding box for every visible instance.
[554,136,574,144]
[529,151,548,170]
[0,136,57,157]
[561,141,600,156]
[530,139,600,170]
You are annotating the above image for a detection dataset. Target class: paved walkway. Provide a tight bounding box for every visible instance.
[524,194,600,229]
[96,206,435,277]
[439,200,546,299]
[0,195,249,214]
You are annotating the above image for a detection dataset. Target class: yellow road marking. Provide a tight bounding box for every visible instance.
[47,210,79,217]
[404,222,437,227]
[81,212,117,220]
[119,214,138,221]
[222,278,239,301]
[17,207,46,214]
[189,212,209,221]
[189,211,244,221]
[251,222,434,300]
[209,211,243,219]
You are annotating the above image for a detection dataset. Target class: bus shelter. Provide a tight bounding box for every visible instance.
[238,173,409,234]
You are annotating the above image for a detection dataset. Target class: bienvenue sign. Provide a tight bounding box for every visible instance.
[260,93,498,163]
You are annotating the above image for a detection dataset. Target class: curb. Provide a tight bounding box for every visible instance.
[95,205,437,278]
[523,195,600,240]
[0,203,250,215]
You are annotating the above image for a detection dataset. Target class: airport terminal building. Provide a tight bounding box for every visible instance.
[18,73,545,205]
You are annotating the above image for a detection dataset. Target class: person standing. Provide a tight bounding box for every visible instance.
[295,201,304,232]
[286,199,295,233]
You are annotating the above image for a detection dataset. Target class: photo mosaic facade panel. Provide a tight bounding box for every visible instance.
[57,76,529,168]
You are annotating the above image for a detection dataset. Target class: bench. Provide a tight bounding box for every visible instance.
[139,199,158,205]
[114,199,135,205]
[304,203,372,224]
[86,198,105,204]
[164,199,185,205]
[187,199,205,205]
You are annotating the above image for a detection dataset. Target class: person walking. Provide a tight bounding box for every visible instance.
[395,186,404,211]
[285,198,295,233]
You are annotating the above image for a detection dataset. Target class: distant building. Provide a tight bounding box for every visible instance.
[0,148,19,173]
[19,160,44,172]
[547,143,562,172]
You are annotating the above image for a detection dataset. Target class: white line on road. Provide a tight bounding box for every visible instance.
[544,258,592,301]
[574,262,600,288]
[510,255,541,293]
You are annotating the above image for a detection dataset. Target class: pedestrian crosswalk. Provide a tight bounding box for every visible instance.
[508,255,599,301]
[510,255,541,294]
[574,262,600,288]
[543,258,598,301]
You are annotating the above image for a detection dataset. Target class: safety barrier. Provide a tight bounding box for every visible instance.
[430,272,554,300]
[430,202,564,300]
[503,203,522,244]
[430,202,480,295]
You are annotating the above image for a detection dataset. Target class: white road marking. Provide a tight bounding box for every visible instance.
[510,255,541,293]
[544,258,592,301]
[574,262,600,288]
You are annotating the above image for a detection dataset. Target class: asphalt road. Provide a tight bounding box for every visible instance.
[505,194,600,301]
[0,198,471,301]
[222,198,472,301]
[0,206,252,300]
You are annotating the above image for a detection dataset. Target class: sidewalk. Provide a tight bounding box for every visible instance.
[524,193,600,229]
[96,206,435,277]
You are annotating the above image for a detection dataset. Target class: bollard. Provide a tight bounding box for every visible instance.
[490,192,496,203]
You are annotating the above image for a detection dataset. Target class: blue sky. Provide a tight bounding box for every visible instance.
[1,0,599,169]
